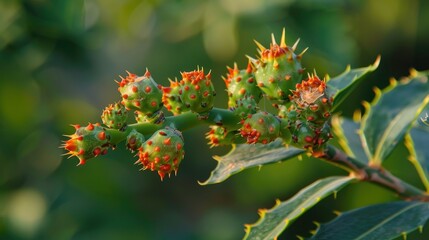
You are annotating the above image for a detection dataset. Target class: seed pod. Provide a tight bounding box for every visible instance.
[117,69,163,116]
[101,102,128,130]
[137,128,185,180]
[240,111,280,144]
[251,29,305,102]
[62,123,110,165]
[223,62,262,108]
[179,69,216,118]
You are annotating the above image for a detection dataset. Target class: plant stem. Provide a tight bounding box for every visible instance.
[106,108,242,145]
[322,145,429,202]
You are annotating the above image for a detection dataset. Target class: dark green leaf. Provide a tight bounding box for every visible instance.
[331,116,368,163]
[199,139,303,185]
[406,124,429,187]
[361,70,429,164]
[244,176,355,240]
[310,201,429,240]
[327,56,380,112]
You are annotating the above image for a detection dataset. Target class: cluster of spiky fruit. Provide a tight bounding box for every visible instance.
[62,29,334,180]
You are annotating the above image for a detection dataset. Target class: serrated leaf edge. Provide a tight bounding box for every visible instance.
[359,74,429,165]
[329,55,380,112]
[311,201,429,240]
[355,202,427,240]
[404,133,429,192]
[243,176,355,240]
[199,141,304,185]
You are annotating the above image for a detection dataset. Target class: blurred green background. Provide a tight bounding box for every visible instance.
[1,0,429,239]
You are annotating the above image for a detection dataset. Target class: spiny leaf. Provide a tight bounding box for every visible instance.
[405,123,429,191]
[327,56,380,112]
[243,176,355,240]
[310,201,429,240]
[199,139,303,185]
[360,70,429,165]
[331,115,368,163]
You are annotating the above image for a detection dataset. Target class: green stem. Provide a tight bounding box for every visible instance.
[106,108,241,145]
[322,145,429,201]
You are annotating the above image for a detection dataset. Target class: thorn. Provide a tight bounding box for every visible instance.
[246,55,259,67]
[333,210,341,216]
[254,40,266,51]
[280,28,286,48]
[298,47,309,58]
[292,38,300,51]
[144,68,151,77]
[77,158,86,166]
[271,33,277,45]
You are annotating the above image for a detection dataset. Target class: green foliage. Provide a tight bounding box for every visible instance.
[244,176,355,240]
[311,201,429,240]
[408,126,429,176]
[405,123,429,191]
[3,1,429,239]
[361,71,429,165]
[200,139,303,185]
[326,56,380,112]
[332,116,369,163]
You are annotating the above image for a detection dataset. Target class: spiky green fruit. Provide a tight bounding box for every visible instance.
[179,69,216,118]
[162,79,187,115]
[251,29,305,102]
[205,125,244,148]
[278,104,301,132]
[117,70,163,116]
[137,128,185,180]
[290,74,332,126]
[101,102,128,130]
[62,123,110,165]
[291,122,332,153]
[230,96,259,120]
[240,111,281,144]
[223,62,262,108]
[126,129,145,152]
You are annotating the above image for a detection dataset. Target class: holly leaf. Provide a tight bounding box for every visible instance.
[199,139,303,185]
[331,116,368,163]
[405,124,429,189]
[310,201,429,240]
[360,70,429,165]
[244,176,355,240]
[327,56,380,112]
